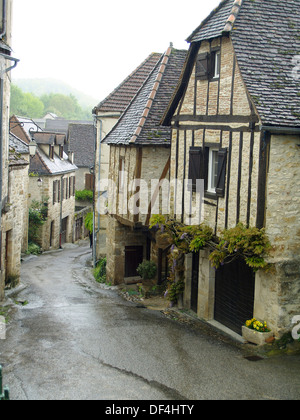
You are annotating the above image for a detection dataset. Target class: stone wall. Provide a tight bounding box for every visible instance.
[1,163,29,293]
[28,174,76,251]
[254,134,300,335]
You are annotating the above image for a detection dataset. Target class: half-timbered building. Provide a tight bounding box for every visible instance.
[162,0,300,337]
[104,46,187,285]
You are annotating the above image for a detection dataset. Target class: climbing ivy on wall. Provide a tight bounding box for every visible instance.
[150,215,272,303]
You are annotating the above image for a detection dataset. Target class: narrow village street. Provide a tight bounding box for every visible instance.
[0,241,299,401]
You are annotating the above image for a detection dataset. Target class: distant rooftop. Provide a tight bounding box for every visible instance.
[93,53,163,114]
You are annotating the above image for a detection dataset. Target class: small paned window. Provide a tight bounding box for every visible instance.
[188,146,227,197]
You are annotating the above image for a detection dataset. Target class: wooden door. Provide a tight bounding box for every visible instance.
[61,217,68,245]
[214,258,255,335]
[125,246,143,277]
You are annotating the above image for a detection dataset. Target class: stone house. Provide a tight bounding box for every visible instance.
[1,134,29,291]
[10,116,78,251]
[161,0,300,337]
[0,0,25,299]
[103,46,187,285]
[92,53,163,258]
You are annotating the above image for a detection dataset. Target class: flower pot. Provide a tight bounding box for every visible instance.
[242,326,274,346]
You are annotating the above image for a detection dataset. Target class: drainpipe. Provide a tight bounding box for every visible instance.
[59,175,64,249]
[0,0,7,40]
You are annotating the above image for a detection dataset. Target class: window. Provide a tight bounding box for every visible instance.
[208,149,219,193]
[119,157,125,193]
[213,51,221,79]
[188,146,227,197]
[53,180,61,204]
[195,49,221,81]
[49,145,54,160]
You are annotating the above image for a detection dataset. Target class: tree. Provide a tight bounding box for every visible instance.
[10,85,45,118]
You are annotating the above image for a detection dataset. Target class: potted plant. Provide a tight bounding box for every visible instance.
[242,318,274,345]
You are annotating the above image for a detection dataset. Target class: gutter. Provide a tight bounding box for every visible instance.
[260,125,300,136]
[0,0,6,40]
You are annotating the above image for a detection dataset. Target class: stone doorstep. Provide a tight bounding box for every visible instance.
[124,276,142,285]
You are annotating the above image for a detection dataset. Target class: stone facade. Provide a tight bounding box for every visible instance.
[0,0,25,300]
[28,173,76,251]
[167,32,300,337]
[1,159,29,293]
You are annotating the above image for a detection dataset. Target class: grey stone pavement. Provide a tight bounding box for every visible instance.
[0,241,299,400]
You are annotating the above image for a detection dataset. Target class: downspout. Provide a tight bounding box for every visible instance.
[59,175,64,249]
[92,115,103,268]
[0,0,7,40]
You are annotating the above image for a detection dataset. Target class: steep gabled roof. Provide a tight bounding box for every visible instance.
[30,148,78,176]
[93,53,162,114]
[103,46,187,146]
[163,0,300,129]
[187,0,241,43]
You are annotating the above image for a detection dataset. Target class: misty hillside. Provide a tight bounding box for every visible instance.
[12,78,98,109]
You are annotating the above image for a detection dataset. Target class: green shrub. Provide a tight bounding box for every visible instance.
[26,242,42,255]
[75,190,93,203]
[93,258,107,283]
[84,212,93,233]
[137,260,157,280]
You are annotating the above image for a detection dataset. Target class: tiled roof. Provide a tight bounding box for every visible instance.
[93,53,162,114]
[231,0,300,127]
[187,0,238,43]
[33,132,67,145]
[30,148,78,176]
[9,133,29,167]
[67,123,95,168]
[9,133,29,155]
[103,47,187,146]
[175,0,300,128]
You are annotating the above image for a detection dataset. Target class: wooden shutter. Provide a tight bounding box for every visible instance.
[188,147,203,192]
[195,53,210,80]
[58,180,61,203]
[73,176,76,196]
[53,181,57,204]
[216,149,228,197]
[85,174,94,191]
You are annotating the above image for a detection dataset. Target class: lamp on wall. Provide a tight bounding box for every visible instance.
[37,178,43,188]
[28,140,37,157]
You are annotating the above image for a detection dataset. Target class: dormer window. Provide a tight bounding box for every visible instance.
[59,145,64,159]
[49,145,54,160]
[195,49,221,81]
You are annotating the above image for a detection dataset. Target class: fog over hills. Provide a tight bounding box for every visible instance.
[12,78,99,109]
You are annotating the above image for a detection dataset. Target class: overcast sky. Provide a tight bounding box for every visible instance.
[11,0,221,103]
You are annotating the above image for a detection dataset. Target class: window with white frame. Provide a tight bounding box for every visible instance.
[208,148,219,193]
